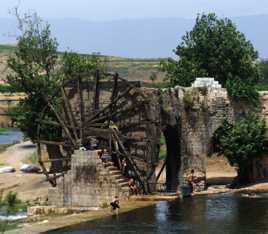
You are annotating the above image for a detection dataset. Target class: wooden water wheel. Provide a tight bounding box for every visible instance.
[36,71,150,193]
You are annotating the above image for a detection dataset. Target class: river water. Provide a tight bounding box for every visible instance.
[47,192,268,234]
[0,130,23,145]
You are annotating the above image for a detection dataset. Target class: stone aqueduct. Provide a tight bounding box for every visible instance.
[52,77,268,197]
[2,78,268,201]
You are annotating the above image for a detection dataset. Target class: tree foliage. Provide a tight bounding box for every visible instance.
[260,60,268,81]
[6,14,60,140]
[161,13,260,102]
[7,14,60,96]
[7,13,106,141]
[213,115,268,184]
[62,52,107,80]
[257,59,268,90]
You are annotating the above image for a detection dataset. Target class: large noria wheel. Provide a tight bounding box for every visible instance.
[36,71,152,193]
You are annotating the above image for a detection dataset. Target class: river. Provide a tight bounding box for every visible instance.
[46,192,268,234]
[0,130,23,145]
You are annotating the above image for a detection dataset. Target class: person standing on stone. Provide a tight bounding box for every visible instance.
[187,169,196,194]
[128,178,138,195]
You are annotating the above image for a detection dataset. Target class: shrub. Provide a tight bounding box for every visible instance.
[213,115,268,184]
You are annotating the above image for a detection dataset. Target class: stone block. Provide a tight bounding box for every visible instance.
[49,150,130,207]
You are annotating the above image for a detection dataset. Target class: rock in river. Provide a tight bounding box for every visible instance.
[20,164,40,173]
[0,166,15,173]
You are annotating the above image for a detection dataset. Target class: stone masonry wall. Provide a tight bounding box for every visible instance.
[160,83,268,190]
[48,78,268,199]
[49,150,129,207]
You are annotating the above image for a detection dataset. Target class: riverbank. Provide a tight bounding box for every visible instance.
[0,141,50,202]
[7,200,157,234]
[193,181,268,197]
[8,181,268,234]
[4,182,268,233]
[1,141,268,233]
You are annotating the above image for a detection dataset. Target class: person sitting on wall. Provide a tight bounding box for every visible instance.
[128,178,138,195]
[98,149,104,159]
[110,196,120,215]
[187,169,196,194]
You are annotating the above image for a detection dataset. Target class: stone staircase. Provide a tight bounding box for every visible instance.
[102,161,130,197]
[48,150,131,207]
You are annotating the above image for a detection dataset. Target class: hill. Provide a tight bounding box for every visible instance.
[0,44,165,83]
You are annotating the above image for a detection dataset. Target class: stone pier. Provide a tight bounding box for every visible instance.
[48,150,129,207]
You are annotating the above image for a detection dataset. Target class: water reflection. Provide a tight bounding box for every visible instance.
[46,193,268,234]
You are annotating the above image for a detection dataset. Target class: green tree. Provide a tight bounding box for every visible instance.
[7,13,107,141]
[260,60,268,80]
[162,13,260,102]
[61,52,107,81]
[257,59,268,90]
[149,72,157,83]
[213,115,268,184]
[6,14,61,140]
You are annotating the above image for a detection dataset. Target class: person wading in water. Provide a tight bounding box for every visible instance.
[110,196,120,215]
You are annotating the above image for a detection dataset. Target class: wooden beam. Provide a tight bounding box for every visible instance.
[86,86,133,124]
[47,101,77,147]
[112,130,147,194]
[37,140,66,146]
[94,70,100,111]
[156,160,166,182]
[77,77,85,145]
[37,119,61,127]
[111,73,119,102]
[37,142,57,187]
[61,87,79,142]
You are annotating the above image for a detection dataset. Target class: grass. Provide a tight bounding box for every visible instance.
[0,222,20,233]
[22,151,38,165]
[0,192,29,233]
[0,44,15,54]
[143,82,170,89]
[0,44,167,83]
[0,191,28,213]
[0,128,11,134]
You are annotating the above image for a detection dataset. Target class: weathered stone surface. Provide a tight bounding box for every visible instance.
[48,150,129,207]
[48,77,268,202]
[191,77,222,89]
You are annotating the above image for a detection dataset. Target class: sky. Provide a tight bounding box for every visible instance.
[1,0,268,21]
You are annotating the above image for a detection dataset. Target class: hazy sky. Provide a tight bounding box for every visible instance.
[1,0,268,21]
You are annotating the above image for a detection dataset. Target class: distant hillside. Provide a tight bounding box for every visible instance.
[1,15,268,58]
[0,45,15,84]
[0,44,15,54]
[0,44,165,83]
